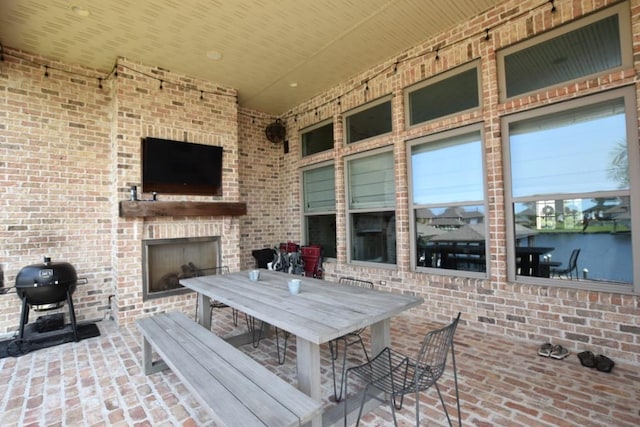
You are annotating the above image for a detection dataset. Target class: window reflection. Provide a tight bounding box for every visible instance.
[416,206,485,272]
[514,197,632,283]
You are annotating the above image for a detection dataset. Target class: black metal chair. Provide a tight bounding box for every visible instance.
[344,312,462,427]
[329,277,374,401]
[551,249,581,280]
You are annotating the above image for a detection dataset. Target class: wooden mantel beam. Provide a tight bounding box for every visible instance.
[119,201,247,218]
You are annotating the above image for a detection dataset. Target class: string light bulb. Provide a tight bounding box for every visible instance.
[44,66,49,77]
[200,90,204,100]
[159,79,163,90]
[549,0,556,12]
[485,29,490,41]
[98,78,103,89]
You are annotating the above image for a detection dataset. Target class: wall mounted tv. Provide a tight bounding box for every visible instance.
[141,137,223,196]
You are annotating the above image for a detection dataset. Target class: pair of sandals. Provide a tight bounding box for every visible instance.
[538,342,570,359]
[578,350,615,373]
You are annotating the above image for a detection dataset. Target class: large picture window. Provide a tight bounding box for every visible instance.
[409,126,486,274]
[347,150,396,264]
[503,88,638,289]
[303,164,336,258]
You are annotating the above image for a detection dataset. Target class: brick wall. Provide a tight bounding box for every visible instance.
[0,51,114,330]
[112,58,240,325]
[0,54,242,330]
[237,111,287,269]
[279,0,640,365]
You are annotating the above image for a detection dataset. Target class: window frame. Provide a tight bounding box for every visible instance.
[502,86,640,293]
[404,60,482,128]
[496,1,633,103]
[345,147,397,267]
[301,161,337,259]
[343,95,393,145]
[300,119,334,157]
[407,123,489,277]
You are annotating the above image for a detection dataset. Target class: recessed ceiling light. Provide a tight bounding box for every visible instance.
[206,51,223,60]
[289,82,298,88]
[71,6,90,17]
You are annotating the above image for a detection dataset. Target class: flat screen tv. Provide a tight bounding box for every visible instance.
[141,137,223,196]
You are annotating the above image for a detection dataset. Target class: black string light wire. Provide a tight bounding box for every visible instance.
[282,0,564,125]
[0,0,565,124]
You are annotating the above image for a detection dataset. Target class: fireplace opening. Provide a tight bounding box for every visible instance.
[142,236,220,300]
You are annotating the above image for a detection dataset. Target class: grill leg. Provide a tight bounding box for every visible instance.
[66,290,79,342]
[18,297,30,340]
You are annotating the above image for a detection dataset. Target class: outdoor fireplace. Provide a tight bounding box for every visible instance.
[142,236,220,300]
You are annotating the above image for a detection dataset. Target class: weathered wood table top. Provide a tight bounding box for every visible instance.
[181,270,423,426]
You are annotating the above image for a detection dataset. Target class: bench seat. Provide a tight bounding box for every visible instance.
[137,311,322,427]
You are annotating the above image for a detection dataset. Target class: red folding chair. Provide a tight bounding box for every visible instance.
[301,245,323,279]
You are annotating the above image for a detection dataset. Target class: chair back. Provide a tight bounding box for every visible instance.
[338,277,374,289]
[415,312,461,387]
[568,249,580,270]
[301,245,323,278]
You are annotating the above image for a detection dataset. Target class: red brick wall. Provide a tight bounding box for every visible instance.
[0,54,241,329]
[280,0,640,365]
[112,58,240,325]
[0,52,114,329]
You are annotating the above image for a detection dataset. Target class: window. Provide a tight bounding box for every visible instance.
[498,2,632,101]
[503,88,638,290]
[345,96,392,144]
[303,164,336,258]
[406,61,480,126]
[347,149,396,264]
[409,126,487,274]
[301,120,334,157]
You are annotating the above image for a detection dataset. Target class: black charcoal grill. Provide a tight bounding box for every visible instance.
[15,257,80,341]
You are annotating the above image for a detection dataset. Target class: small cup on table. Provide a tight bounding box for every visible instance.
[249,269,260,281]
[288,279,301,295]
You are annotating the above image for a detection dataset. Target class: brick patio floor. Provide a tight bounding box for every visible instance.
[1,310,639,426]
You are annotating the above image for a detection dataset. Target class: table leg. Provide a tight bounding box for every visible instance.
[369,318,391,355]
[195,293,211,329]
[296,337,322,427]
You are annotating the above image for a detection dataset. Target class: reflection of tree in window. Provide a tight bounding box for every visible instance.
[608,140,628,189]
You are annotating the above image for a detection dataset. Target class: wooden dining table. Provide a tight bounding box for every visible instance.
[180,269,424,426]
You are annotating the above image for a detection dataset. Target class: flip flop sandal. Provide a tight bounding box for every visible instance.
[578,350,596,368]
[550,344,570,360]
[595,355,615,373]
[538,342,553,357]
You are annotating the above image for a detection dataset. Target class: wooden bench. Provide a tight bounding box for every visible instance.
[136,311,323,427]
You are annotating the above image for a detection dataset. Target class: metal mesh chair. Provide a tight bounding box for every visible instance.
[551,248,580,280]
[329,277,374,401]
[344,312,462,427]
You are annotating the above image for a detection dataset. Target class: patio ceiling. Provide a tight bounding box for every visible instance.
[0,0,503,115]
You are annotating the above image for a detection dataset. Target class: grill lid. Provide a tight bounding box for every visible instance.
[15,257,78,305]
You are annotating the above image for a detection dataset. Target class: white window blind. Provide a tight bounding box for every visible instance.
[349,151,395,209]
[303,165,335,213]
